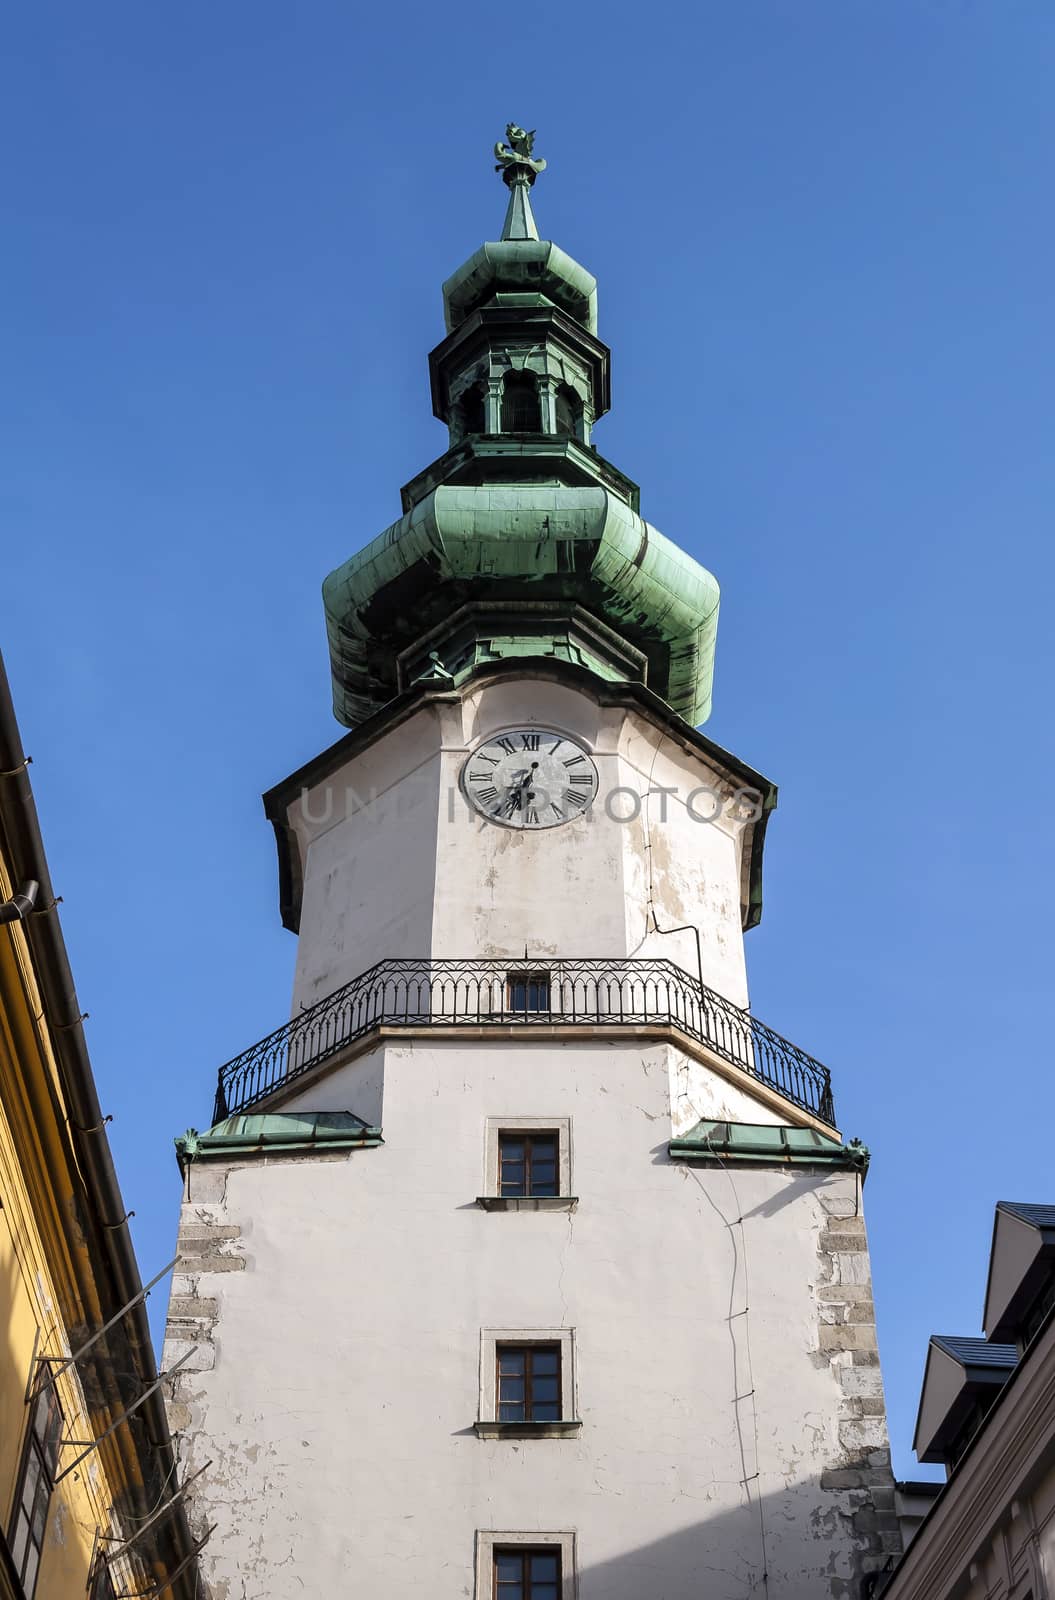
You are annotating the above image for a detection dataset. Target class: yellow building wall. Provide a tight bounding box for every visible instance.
[0,933,120,1600]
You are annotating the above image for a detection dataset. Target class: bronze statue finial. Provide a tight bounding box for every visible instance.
[494,123,547,186]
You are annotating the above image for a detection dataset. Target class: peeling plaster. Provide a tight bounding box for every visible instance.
[166,1039,895,1598]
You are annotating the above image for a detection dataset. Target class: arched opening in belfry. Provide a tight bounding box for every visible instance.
[554,384,583,439]
[456,385,486,437]
[501,372,540,433]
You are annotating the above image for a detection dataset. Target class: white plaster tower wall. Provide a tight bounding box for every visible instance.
[165,1036,890,1600]
[288,677,755,1014]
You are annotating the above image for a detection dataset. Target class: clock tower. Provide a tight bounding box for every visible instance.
[163,129,901,1599]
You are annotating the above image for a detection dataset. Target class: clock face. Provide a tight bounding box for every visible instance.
[462,728,599,829]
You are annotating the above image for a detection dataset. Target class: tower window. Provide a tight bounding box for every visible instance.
[480,1119,573,1209]
[476,1329,578,1434]
[506,972,550,1013]
[498,1132,558,1197]
[496,1344,562,1423]
[554,385,582,438]
[501,372,540,432]
[494,1547,561,1600]
[477,1532,575,1598]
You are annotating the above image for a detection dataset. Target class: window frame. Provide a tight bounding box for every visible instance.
[493,1544,562,1599]
[8,1382,63,1599]
[500,371,541,433]
[476,1328,579,1438]
[498,1130,558,1197]
[479,1118,574,1212]
[495,1342,562,1424]
[475,1531,577,1600]
[505,971,551,1015]
[90,1554,118,1600]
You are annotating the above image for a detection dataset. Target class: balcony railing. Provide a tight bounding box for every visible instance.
[213,958,836,1128]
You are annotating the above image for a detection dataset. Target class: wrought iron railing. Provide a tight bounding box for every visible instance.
[213,958,836,1127]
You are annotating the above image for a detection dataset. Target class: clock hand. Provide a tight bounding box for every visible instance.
[500,763,541,818]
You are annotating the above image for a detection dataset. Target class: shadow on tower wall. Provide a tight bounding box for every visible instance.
[565,1454,899,1600]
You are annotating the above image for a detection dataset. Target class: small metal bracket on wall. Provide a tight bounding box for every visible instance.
[97,1461,212,1568]
[33,1258,177,1396]
[54,1347,196,1485]
[111,1525,216,1599]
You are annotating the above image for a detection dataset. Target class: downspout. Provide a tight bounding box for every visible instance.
[0,878,38,923]
[0,655,199,1599]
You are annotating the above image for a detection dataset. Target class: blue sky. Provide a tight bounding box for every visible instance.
[4,3,1053,1479]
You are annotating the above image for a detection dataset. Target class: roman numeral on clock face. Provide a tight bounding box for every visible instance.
[563,788,588,809]
[567,772,593,787]
[495,737,516,755]
[519,733,540,751]
[475,785,499,804]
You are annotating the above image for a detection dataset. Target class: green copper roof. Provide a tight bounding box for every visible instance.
[323,485,719,729]
[440,125,597,329]
[175,1110,382,1171]
[442,241,598,335]
[668,1120,869,1172]
[321,127,724,736]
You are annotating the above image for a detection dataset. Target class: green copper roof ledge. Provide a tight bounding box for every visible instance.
[323,485,720,730]
[175,1111,382,1173]
[669,1121,870,1174]
[442,241,598,334]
